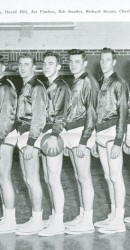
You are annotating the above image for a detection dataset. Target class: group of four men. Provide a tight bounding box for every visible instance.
[0,47,130,237]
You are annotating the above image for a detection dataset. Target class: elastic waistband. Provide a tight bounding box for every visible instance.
[16,122,30,135]
[66,119,85,131]
[96,118,118,132]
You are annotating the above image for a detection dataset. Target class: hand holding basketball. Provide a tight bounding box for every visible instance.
[41,133,64,157]
[43,135,59,155]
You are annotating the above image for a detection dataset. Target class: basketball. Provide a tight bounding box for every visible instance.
[40,133,64,157]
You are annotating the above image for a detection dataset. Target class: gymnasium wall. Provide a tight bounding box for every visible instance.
[0,22,130,83]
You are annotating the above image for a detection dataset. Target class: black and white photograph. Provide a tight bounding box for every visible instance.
[0,0,130,249]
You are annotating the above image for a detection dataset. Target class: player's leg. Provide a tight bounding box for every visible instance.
[64,149,84,227]
[66,147,94,234]
[41,154,55,227]
[38,152,64,236]
[16,146,43,235]
[19,150,32,201]
[17,150,34,230]
[0,144,16,233]
[123,125,130,223]
[94,145,115,228]
[0,188,5,222]
[98,141,126,234]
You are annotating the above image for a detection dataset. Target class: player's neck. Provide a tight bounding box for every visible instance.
[48,72,59,85]
[74,70,86,79]
[23,73,34,85]
[104,70,114,80]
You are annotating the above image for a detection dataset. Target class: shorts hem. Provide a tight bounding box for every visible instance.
[18,145,40,152]
[97,139,115,148]
[1,143,16,147]
[66,146,91,150]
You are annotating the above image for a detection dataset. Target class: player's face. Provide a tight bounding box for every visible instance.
[18,58,35,79]
[100,52,116,75]
[43,56,59,78]
[69,54,86,75]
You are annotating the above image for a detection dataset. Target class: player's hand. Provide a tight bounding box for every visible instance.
[76,144,86,158]
[110,145,121,159]
[43,135,59,155]
[91,143,99,158]
[123,143,130,155]
[23,145,34,160]
[63,148,69,157]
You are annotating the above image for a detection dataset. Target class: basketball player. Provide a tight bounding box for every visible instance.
[94,48,128,234]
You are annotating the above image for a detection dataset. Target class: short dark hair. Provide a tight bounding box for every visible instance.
[43,51,62,65]
[18,53,36,65]
[0,55,4,64]
[100,47,116,60]
[68,49,87,61]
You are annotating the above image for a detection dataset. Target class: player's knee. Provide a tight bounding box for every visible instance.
[21,170,27,184]
[26,175,34,187]
[74,172,79,182]
[104,173,111,182]
[48,174,60,188]
[0,170,11,183]
[78,174,90,185]
[22,174,27,184]
[110,173,122,182]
